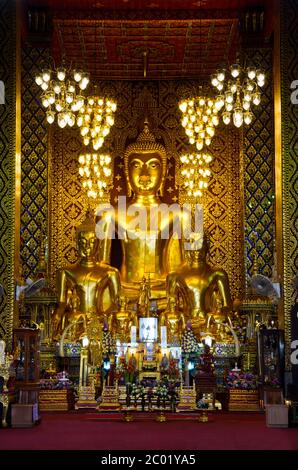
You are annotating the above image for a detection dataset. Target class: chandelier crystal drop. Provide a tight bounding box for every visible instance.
[77,97,117,151]
[179,97,220,151]
[35,65,89,127]
[78,153,113,200]
[179,153,213,199]
[210,63,265,128]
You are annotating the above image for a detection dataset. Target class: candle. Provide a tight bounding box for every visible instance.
[0,339,5,365]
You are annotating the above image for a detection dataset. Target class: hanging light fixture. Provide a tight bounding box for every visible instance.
[210,62,265,128]
[179,97,221,151]
[77,96,117,150]
[179,153,213,199]
[78,153,113,200]
[35,65,89,127]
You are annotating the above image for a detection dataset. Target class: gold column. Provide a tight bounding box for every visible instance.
[0,0,20,345]
[273,0,284,330]
[14,0,22,327]
[279,0,298,369]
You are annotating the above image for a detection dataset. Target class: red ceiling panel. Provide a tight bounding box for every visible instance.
[25,0,271,80]
[27,0,266,11]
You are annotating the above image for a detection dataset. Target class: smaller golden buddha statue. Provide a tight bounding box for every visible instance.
[206,290,234,343]
[166,233,232,333]
[52,210,121,340]
[112,295,138,341]
[137,275,151,316]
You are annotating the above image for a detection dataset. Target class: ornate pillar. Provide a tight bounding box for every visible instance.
[0,0,20,345]
[278,0,298,369]
[241,10,275,281]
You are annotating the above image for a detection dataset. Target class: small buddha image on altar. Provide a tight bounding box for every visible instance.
[160,354,169,377]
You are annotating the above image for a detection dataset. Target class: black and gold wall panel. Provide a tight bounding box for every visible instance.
[243,48,275,278]
[21,45,49,279]
[281,0,298,363]
[0,0,16,342]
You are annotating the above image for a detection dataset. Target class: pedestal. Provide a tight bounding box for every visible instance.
[228,389,260,411]
[176,385,197,412]
[39,389,74,411]
[98,385,121,411]
[266,405,289,428]
[75,385,98,409]
[11,403,39,428]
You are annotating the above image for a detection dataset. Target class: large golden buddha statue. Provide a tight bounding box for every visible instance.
[166,233,232,331]
[52,211,121,339]
[96,120,183,304]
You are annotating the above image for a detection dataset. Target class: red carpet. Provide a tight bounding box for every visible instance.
[1,411,298,450]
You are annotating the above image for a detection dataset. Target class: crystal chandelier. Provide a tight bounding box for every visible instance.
[77,97,117,151]
[210,63,265,128]
[78,153,113,200]
[35,66,89,127]
[179,153,213,198]
[179,97,221,151]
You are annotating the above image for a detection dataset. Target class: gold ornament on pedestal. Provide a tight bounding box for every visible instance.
[0,341,13,428]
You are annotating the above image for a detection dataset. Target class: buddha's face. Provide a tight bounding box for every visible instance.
[77,231,98,259]
[128,152,163,196]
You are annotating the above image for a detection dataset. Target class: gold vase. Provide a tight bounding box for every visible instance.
[198,410,209,423]
[156,410,167,422]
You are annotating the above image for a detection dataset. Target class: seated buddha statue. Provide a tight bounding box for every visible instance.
[52,210,121,339]
[96,119,184,306]
[166,233,232,332]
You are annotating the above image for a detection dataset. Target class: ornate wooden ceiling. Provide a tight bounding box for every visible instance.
[25,0,271,80]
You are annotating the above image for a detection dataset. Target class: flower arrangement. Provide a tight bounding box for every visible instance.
[181,327,200,355]
[40,371,73,390]
[226,371,259,390]
[155,384,169,399]
[116,354,137,384]
[102,330,116,355]
[115,355,126,381]
[264,376,281,388]
[130,383,145,398]
[154,383,169,408]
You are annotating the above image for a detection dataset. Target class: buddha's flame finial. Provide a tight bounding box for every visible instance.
[136,118,156,144]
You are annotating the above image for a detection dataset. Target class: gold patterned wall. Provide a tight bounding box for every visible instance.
[243,48,275,278]
[205,128,244,300]
[21,45,49,279]
[281,0,298,366]
[0,0,16,343]
[49,80,245,300]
